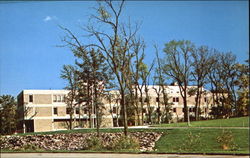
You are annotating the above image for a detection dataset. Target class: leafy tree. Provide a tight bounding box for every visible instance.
[60,65,78,130]
[162,40,194,122]
[153,46,172,124]
[0,95,17,135]
[235,60,249,116]
[190,45,213,120]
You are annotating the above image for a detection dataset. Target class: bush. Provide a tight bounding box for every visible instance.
[109,135,140,151]
[18,144,40,151]
[84,136,103,150]
[216,130,239,151]
[179,131,202,151]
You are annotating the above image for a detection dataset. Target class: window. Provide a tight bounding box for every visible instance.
[75,108,80,114]
[29,95,33,102]
[173,108,176,113]
[156,97,159,102]
[113,107,117,114]
[66,107,71,114]
[204,97,207,103]
[182,108,185,112]
[189,108,192,112]
[144,98,148,103]
[173,97,179,102]
[84,109,88,114]
[53,95,57,102]
[57,95,61,102]
[62,95,65,102]
[54,107,58,115]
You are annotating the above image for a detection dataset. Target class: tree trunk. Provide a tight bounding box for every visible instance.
[121,89,128,136]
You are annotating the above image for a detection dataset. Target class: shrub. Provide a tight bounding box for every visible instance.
[19,144,40,151]
[84,136,104,150]
[109,135,140,151]
[216,130,239,151]
[179,131,202,151]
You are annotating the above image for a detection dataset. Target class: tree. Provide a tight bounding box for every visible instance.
[0,95,17,135]
[235,60,249,116]
[190,45,213,120]
[60,65,78,130]
[83,0,141,136]
[153,46,172,124]
[162,40,194,122]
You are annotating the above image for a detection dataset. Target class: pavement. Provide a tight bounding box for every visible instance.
[1,153,249,158]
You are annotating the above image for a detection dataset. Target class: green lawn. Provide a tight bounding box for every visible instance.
[155,128,249,154]
[3,128,249,154]
[152,117,249,127]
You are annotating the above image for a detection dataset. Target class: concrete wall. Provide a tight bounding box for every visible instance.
[34,119,52,132]
[35,107,52,117]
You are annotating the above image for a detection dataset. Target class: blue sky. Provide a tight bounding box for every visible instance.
[0,1,249,96]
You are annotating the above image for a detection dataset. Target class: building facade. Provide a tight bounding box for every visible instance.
[17,86,212,133]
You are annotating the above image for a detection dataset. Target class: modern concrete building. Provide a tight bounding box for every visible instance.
[16,90,113,133]
[17,86,212,133]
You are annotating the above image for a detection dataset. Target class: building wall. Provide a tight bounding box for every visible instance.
[34,119,53,132]
[17,88,213,133]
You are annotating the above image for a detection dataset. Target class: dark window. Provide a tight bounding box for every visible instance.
[113,107,117,114]
[84,109,88,114]
[204,97,207,102]
[156,97,159,102]
[66,108,71,114]
[176,97,179,102]
[75,108,80,114]
[173,97,179,102]
[182,108,185,112]
[189,108,192,112]
[173,108,176,113]
[29,95,33,102]
[54,107,58,115]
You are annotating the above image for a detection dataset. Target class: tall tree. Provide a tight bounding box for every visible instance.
[60,65,78,130]
[190,45,213,120]
[83,0,141,136]
[162,40,194,122]
[235,60,250,116]
[0,95,17,135]
[153,46,171,124]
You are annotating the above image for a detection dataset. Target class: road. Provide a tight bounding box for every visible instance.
[1,153,249,158]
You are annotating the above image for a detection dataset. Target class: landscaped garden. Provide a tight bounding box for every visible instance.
[1,118,249,155]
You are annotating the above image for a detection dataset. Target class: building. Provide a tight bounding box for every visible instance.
[16,90,113,133]
[17,86,213,133]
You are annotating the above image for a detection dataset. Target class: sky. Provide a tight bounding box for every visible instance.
[0,1,249,97]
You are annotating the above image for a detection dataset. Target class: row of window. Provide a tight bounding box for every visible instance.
[172,107,208,113]
[53,107,87,115]
[28,94,66,103]
[28,94,207,104]
[53,95,66,102]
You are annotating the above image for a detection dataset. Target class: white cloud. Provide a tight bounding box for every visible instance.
[43,16,57,22]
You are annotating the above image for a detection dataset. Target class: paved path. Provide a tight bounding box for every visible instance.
[1,153,249,158]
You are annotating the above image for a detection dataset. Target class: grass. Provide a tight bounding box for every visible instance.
[2,117,249,154]
[2,128,249,154]
[155,128,249,154]
[152,116,249,127]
